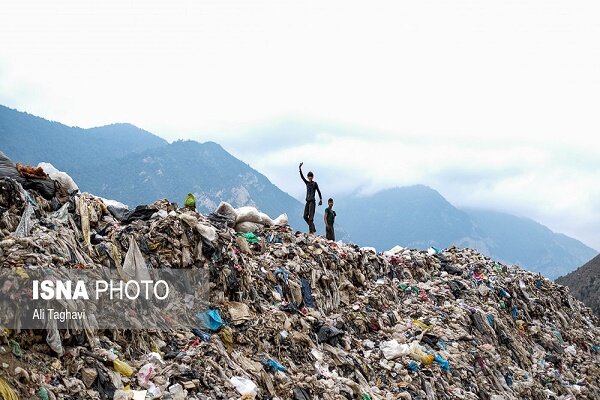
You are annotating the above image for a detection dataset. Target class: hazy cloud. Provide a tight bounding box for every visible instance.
[1,0,599,249]
[216,122,600,250]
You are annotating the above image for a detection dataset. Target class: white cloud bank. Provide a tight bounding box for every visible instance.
[1,0,599,249]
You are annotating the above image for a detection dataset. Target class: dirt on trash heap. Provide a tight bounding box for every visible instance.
[0,175,600,400]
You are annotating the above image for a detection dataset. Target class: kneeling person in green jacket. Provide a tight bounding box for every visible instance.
[324,198,336,241]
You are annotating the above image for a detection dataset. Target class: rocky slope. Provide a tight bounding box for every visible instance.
[556,254,600,317]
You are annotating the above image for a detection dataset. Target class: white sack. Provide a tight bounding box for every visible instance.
[38,162,79,193]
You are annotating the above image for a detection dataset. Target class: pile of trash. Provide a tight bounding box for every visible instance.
[1,159,600,399]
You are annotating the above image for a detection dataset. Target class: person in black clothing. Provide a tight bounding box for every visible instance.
[324,198,336,241]
[299,162,322,234]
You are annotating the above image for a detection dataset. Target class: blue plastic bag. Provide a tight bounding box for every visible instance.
[197,309,223,332]
[261,355,286,372]
[407,361,419,372]
[434,354,450,371]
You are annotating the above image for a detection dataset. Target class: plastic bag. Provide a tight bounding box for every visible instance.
[47,202,70,225]
[197,309,223,331]
[434,354,450,371]
[147,383,161,398]
[258,212,273,226]
[37,387,50,400]
[113,390,134,400]
[381,339,411,360]
[179,213,197,227]
[179,213,217,241]
[0,151,22,181]
[230,376,258,397]
[261,356,287,372]
[407,360,419,372]
[239,232,259,244]
[168,383,187,400]
[46,319,64,356]
[409,342,434,365]
[196,222,217,242]
[38,162,79,193]
[317,324,344,346]
[427,246,441,255]
[235,206,262,224]
[215,201,237,223]
[235,221,262,233]
[102,197,129,211]
[14,202,34,237]
[137,363,156,388]
[273,213,289,226]
[113,359,134,378]
[122,236,151,282]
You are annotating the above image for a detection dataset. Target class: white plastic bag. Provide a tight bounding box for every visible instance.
[179,213,217,241]
[196,222,217,242]
[258,212,274,226]
[46,319,64,356]
[215,201,237,222]
[230,376,258,397]
[14,203,34,237]
[235,221,262,233]
[38,162,79,193]
[178,213,197,227]
[235,206,262,224]
[137,363,156,388]
[383,245,405,257]
[273,213,289,226]
[380,339,410,360]
[122,236,151,282]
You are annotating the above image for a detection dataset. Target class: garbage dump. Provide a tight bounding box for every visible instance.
[0,162,600,399]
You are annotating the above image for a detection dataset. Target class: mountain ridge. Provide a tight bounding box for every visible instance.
[556,254,600,316]
[1,104,596,278]
[336,186,597,278]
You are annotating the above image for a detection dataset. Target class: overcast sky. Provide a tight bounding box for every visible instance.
[1,0,599,250]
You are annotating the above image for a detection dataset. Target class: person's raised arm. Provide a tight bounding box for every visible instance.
[299,162,308,184]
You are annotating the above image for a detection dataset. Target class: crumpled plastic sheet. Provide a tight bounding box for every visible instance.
[13,202,34,237]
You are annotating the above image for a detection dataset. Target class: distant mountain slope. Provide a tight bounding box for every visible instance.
[1,104,596,278]
[0,105,305,228]
[337,187,597,278]
[75,139,305,227]
[465,209,598,279]
[556,254,600,316]
[336,185,483,249]
[0,105,167,173]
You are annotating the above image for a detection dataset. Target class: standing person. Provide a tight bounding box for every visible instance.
[299,162,322,234]
[324,198,336,241]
